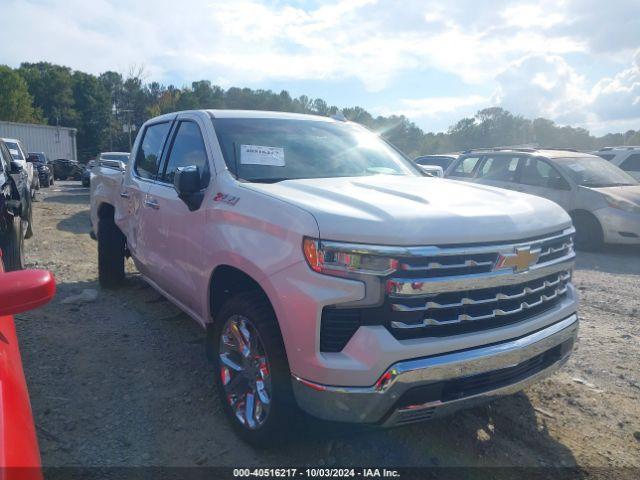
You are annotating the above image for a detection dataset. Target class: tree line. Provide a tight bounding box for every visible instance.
[0,61,638,162]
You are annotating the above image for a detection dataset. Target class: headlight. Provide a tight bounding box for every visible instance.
[303,238,398,276]
[604,195,640,214]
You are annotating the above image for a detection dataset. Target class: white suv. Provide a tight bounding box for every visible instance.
[592,146,640,181]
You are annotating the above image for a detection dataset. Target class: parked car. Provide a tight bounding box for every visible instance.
[445,148,640,250]
[27,152,53,188]
[85,152,129,187]
[51,158,83,180]
[592,146,640,181]
[1,140,32,268]
[2,137,38,198]
[81,160,96,187]
[98,151,129,171]
[91,110,578,445]
[415,154,459,173]
[0,252,56,476]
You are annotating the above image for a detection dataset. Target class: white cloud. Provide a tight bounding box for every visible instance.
[493,54,589,123]
[590,50,640,121]
[375,95,487,118]
[491,49,640,134]
[0,0,639,134]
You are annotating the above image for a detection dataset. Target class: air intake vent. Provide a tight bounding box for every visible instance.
[320,308,361,352]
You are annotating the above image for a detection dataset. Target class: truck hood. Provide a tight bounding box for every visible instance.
[242,175,572,245]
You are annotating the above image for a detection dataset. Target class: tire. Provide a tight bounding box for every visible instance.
[97,216,126,288]
[50,178,54,186]
[0,215,25,271]
[572,211,604,251]
[24,196,33,240]
[209,291,297,447]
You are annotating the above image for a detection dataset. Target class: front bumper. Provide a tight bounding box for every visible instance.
[594,206,640,244]
[292,313,578,426]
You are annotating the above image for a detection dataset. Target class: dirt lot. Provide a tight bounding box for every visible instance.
[15,182,640,473]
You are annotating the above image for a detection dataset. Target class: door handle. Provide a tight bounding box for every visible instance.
[119,191,130,198]
[144,199,160,209]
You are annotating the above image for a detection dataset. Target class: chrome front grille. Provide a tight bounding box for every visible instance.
[385,228,575,339]
[390,271,570,329]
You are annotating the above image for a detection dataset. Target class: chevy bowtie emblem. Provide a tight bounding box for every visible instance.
[495,247,540,273]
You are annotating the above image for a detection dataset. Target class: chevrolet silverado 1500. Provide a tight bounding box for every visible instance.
[90,110,578,445]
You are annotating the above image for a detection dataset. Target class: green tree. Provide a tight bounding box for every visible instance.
[0,65,40,123]
[18,62,78,126]
[72,71,111,160]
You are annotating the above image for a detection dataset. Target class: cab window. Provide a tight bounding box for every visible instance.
[161,121,210,188]
[134,122,171,180]
[450,156,480,177]
[477,156,519,182]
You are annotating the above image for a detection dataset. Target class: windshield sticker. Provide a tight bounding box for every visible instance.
[567,163,586,172]
[240,145,285,167]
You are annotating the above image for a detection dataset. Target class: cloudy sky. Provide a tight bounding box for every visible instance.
[2,0,639,135]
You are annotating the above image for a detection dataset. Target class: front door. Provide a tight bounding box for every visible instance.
[122,120,173,276]
[516,157,574,210]
[141,117,212,317]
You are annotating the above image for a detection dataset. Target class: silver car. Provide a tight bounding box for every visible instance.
[445,148,640,250]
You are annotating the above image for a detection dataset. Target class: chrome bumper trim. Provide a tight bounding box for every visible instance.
[292,313,578,424]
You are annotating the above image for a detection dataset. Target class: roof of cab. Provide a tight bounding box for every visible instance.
[205,109,337,122]
[460,147,597,159]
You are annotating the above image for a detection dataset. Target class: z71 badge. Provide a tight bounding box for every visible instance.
[213,192,240,206]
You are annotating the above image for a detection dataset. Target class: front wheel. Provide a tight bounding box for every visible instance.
[97,216,125,288]
[572,212,604,251]
[0,215,25,271]
[210,292,297,446]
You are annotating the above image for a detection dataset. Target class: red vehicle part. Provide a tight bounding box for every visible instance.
[0,257,55,480]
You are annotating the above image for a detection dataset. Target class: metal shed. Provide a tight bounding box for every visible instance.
[0,121,77,161]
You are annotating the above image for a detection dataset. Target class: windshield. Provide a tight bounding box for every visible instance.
[212,118,420,182]
[5,141,24,160]
[101,153,129,163]
[555,156,638,187]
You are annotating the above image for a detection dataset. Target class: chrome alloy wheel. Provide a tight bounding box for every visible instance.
[219,315,272,429]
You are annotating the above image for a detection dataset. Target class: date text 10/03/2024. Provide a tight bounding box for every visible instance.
[233,468,401,478]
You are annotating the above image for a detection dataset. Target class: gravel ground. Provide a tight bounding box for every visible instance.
[14,182,640,474]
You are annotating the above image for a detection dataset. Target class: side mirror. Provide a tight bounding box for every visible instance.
[174,166,203,211]
[174,165,201,197]
[419,164,444,177]
[0,270,56,316]
[10,161,24,174]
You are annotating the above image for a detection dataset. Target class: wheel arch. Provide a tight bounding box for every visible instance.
[208,264,276,325]
[97,202,115,220]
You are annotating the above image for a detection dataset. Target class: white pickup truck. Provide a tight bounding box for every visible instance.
[90,110,578,445]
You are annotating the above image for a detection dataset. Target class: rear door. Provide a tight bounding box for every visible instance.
[619,153,640,181]
[445,155,482,181]
[141,114,212,315]
[120,120,173,275]
[473,155,522,190]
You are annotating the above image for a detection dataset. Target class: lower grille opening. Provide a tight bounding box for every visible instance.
[393,339,571,410]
